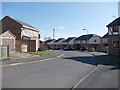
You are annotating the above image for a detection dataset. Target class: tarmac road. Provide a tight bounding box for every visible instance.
[2,51,119,89]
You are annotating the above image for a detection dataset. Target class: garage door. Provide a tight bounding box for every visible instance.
[28,40,36,52]
[2,38,15,51]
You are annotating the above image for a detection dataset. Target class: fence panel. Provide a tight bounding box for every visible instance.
[0,45,9,60]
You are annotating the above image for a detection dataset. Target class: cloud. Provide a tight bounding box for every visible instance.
[57,26,66,30]
[55,33,75,39]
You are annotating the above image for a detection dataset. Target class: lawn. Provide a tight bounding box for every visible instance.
[30,50,55,56]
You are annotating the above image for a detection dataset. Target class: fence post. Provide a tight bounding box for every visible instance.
[7,45,9,59]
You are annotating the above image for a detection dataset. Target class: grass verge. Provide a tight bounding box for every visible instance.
[30,50,55,56]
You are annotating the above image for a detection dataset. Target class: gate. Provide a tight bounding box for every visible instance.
[0,45,9,60]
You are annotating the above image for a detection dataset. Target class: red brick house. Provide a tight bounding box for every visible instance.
[106,17,120,56]
[0,16,40,52]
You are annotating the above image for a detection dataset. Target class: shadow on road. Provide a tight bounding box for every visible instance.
[96,55,120,70]
[64,56,99,66]
[64,54,120,70]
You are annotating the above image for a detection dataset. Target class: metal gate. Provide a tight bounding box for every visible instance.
[0,45,9,60]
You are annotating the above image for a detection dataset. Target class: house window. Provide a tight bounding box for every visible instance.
[38,34,40,39]
[113,40,120,48]
[94,40,96,42]
[113,26,119,32]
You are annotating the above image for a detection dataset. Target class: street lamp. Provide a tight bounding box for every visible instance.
[53,28,55,51]
[83,29,88,50]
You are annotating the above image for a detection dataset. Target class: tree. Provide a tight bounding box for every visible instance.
[44,37,51,41]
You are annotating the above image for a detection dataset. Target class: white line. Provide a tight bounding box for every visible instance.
[2,53,65,67]
[72,65,100,90]
[72,54,100,90]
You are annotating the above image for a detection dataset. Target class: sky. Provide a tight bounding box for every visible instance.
[1,2,119,41]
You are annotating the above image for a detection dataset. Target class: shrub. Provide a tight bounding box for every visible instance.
[37,46,47,51]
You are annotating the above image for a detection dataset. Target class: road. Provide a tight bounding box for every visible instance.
[2,51,119,88]
[75,52,119,89]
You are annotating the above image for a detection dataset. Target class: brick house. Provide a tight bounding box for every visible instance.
[45,39,56,49]
[102,33,108,53]
[0,16,40,52]
[54,38,65,49]
[74,34,101,51]
[0,30,16,51]
[39,40,44,48]
[106,17,120,56]
[63,37,76,49]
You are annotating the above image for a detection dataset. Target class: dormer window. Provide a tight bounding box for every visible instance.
[113,26,119,32]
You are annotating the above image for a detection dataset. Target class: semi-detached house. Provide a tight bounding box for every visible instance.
[54,38,65,49]
[63,37,76,49]
[74,34,101,51]
[0,16,40,52]
[45,39,55,49]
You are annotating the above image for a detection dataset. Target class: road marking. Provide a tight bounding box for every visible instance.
[2,53,65,67]
[72,53,100,90]
[72,65,100,90]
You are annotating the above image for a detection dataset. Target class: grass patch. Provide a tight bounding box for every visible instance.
[30,50,55,56]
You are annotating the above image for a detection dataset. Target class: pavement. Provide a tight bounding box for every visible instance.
[9,51,40,60]
[2,50,63,66]
[2,51,119,89]
[74,52,119,89]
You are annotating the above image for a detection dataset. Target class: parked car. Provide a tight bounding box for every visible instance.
[64,47,74,51]
[55,48,60,50]
[80,46,87,51]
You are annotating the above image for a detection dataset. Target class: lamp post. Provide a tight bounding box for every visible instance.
[83,29,88,51]
[53,28,55,51]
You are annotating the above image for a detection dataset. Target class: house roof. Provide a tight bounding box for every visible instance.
[40,40,43,43]
[102,33,108,38]
[64,37,76,42]
[0,30,16,38]
[2,16,39,32]
[106,17,120,27]
[54,38,64,42]
[45,39,55,43]
[103,44,108,46]
[75,34,98,41]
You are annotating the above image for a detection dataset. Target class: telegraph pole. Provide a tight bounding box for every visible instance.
[53,28,55,51]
